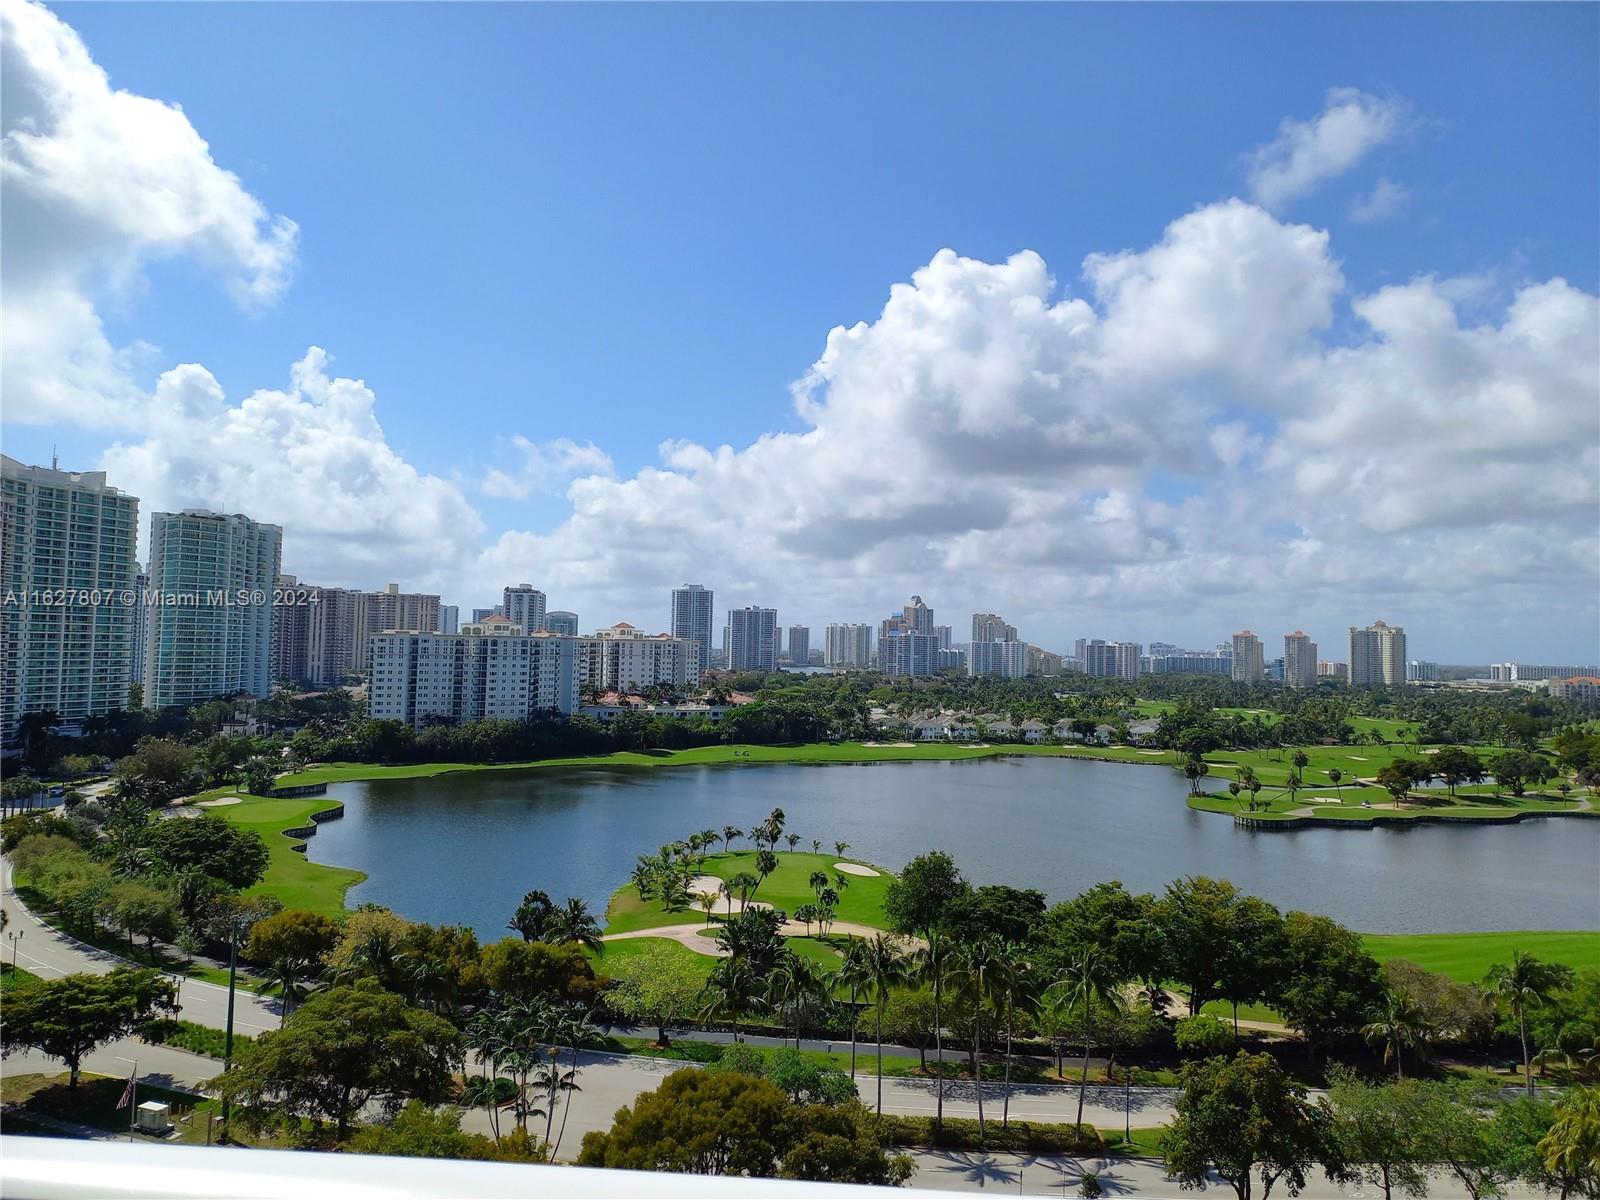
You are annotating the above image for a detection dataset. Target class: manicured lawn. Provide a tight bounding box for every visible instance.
[1,962,41,992]
[1361,930,1600,982]
[604,850,894,934]
[591,936,715,970]
[1101,1126,1168,1157]
[0,1073,218,1145]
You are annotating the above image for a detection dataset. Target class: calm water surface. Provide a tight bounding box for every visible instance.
[304,757,1600,936]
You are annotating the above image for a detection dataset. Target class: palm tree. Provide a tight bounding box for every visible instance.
[718,878,736,918]
[812,839,822,854]
[753,849,778,896]
[767,951,827,1048]
[1328,768,1344,800]
[808,870,830,903]
[1488,951,1572,1096]
[550,897,604,955]
[838,938,873,1078]
[1361,990,1429,1079]
[1292,750,1310,782]
[786,834,801,853]
[1036,983,1075,1078]
[861,933,910,1114]
[697,891,717,927]
[1060,946,1123,1131]
[461,1073,509,1144]
[700,957,764,1043]
[465,1008,513,1142]
[953,940,1004,1137]
[991,943,1038,1128]
[267,955,311,1026]
[721,825,742,853]
[912,927,955,1128]
[835,841,849,858]
[699,829,719,860]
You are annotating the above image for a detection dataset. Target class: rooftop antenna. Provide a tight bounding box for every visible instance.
[52,445,58,470]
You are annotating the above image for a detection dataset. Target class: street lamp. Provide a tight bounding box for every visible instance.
[7,928,23,970]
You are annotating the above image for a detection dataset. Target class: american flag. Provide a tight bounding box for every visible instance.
[116,1069,135,1111]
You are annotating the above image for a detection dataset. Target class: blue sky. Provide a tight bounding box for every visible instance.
[4,2,1597,661]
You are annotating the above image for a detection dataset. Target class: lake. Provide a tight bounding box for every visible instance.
[304,756,1600,936]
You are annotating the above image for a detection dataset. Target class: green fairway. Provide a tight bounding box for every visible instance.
[1361,930,1600,982]
[272,740,1172,790]
[604,850,894,934]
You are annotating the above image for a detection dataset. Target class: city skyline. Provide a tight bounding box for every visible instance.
[2,1,1596,662]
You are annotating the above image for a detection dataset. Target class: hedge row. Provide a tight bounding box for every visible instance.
[145,1019,256,1060]
[877,1114,1104,1154]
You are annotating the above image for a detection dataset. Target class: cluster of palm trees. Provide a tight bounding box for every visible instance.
[629,832,723,910]
[697,919,1126,1140]
[506,891,604,953]
[464,995,599,1156]
[792,868,848,936]
[1359,951,1583,1092]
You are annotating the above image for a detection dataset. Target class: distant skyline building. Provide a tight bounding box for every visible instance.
[502,584,547,633]
[903,595,933,635]
[933,624,953,650]
[969,638,1028,678]
[1,456,140,747]
[1082,639,1140,680]
[471,607,501,623]
[879,629,940,677]
[1231,631,1265,683]
[971,613,1018,643]
[1407,659,1439,682]
[544,610,579,637]
[361,583,441,673]
[1349,620,1407,687]
[144,509,281,708]
[1318,660,1349,682]
[438,605,459,635]
[727,606,778,672]
[1488,662,1597,682]
[580,623,699,691]
[824,623,875,668]
[369,627,578,727]
[671,583,715,675]
[785,625,810,665]
[1284,631,1318,689]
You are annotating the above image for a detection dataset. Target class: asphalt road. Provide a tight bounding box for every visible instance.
[2,860,281,1037]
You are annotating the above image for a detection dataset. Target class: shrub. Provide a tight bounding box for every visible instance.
[876,1114,1104,1154]
[1174,1013,1233,1058]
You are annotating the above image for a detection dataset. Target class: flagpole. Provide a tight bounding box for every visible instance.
[128,1059,137,1141]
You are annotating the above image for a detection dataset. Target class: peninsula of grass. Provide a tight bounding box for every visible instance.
[197,792,365,917]
[604,849,894,936]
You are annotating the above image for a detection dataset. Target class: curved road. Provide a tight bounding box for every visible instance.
[2,859,280,1037]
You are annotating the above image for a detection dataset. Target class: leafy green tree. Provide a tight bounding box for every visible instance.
[1537,1085,1600,1200]
[246,909,341,969]
[578,1068,790,1176]
[479,938,598,1004]
[0,968,178,1087]
[1433,746,1487,796]
[143,817,268,888]
[1488,951,1575,1096]
[214,980,462,1139]
[1164,1051,1331,1200]
[779,1100,915,1185]
[349,1100,548,1162]
[605,942,705,1046]
[1174,1013,1233,1058]
[1325,1068,1429,1200]
[883,850,970,938]
[1158,876,1241,1014]
[1217,895,1286,1039]
[109,880,178,953]
[1411,1081,1515,1200]
[943,885,1047,946]
[1272,911,1383,1059]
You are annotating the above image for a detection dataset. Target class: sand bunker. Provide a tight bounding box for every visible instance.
[833,862,879,877]
[197,796,244,808]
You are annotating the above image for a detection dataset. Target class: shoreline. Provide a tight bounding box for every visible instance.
[180,745,1597,958]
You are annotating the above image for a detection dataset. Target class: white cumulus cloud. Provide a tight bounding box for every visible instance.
[0,0,297,426]
[1248,87,1403,211]
[101,349,482,587]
